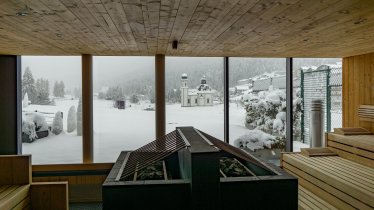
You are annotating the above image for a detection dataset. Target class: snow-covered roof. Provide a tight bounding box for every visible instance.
[235,84,251,91]
[250,71,286,82]
[181,73,188,79]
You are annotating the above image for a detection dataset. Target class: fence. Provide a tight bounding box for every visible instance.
[300,64,342,144]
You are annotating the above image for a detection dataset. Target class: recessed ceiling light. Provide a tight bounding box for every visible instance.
[16,11,28,16]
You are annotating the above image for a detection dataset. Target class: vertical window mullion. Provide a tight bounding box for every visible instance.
[286,57,294,152]
[224,57,229,143]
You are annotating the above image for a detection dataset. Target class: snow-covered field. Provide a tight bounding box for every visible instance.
[23,99,322,164]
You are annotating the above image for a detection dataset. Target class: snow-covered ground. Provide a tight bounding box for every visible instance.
[22,99,334,164]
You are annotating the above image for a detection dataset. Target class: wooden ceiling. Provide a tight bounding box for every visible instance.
[0,0,374,57]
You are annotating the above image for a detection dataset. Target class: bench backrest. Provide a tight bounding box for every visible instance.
[0,155,31,185]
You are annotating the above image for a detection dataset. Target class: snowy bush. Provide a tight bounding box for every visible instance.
[32,113,49,132]
[240,87,302,149]
[22,120,37,141]
[52,111,63,135]
[77,97,82,136]
[67,106,77,133]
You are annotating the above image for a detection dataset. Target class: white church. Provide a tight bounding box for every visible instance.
[181,74,215,107]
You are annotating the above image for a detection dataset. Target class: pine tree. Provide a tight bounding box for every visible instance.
[35,78,50,105]
[53,81,59,97]
[22,67,37,104]
[52,111,63,135]
[67,106,77,133]
[59,81,65,97]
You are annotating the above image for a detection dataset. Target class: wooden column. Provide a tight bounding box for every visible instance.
[82,55,93,163]
[0,55,21,155]
[155,54,165,138]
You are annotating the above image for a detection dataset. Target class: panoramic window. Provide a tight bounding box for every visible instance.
[21,56,82,164]
[229,58,286,163]
[93,56,155,162]
[293,58,342,151]
[165,57,224,139]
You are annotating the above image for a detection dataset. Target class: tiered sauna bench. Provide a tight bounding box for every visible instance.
[282,133,374,210]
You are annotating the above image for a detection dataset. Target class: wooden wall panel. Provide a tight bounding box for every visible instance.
[343,52,374,132]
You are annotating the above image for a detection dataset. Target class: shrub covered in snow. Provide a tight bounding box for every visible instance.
[22,120,37,142]
[32,113,49,132]
[233,130,283,151]
[52,111,63,135]
[77,97,82,136]
[67,106,77,133]
[240,87,302,149]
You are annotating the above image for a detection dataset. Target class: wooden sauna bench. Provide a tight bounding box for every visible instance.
[281,153,374,210]
[0,155,68,210]
[326,133,374,168]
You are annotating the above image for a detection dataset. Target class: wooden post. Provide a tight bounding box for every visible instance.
[0,55,21,155]
[155,54,165,139]
[82,55,93,163]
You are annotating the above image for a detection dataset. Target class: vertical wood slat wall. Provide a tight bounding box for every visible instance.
[343,53,374,132]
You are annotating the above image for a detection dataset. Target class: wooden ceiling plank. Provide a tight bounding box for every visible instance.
[266,0,374,57]
[120,0,149,55]
[22,0,100,55]
[101,0,139,53]
[189,0,261,55]
[165,0,200,55]
[141,0,160,55]
[40,0,113,54]
[232,0,360,54]
[59,0,122,54]
[157,0,180,54]
[0,2,74,54]
[181,0,241,54]
[79,0,129,54]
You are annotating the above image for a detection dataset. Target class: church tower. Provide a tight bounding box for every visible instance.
[181,73,189,107]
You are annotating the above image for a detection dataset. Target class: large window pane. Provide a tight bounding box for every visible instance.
[21,56,82,164]
[292,58,342,151]
[93,56,155,162]
[229,58,286,163]
[165,57,224,139]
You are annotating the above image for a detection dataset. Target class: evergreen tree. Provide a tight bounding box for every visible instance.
[35,78,50,105]
[22,67,37,104]
[53,81,59,97]
[67,106,77,133]
[52,111,63,135]
[59,81,65,97]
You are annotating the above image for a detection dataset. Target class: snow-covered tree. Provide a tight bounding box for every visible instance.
[52,111,63,135]
[106,86,124,101]
[130,94,139,103]
[53,81,65,97]
[23,93,29,108]
[59,81,65,97]
[22,67,37,104]
[67,106,77,133]
[77,97,82,136]
[35,78,50,105]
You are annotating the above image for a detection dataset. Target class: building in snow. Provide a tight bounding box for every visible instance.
[181,74,215,107]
